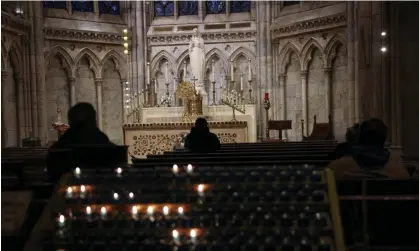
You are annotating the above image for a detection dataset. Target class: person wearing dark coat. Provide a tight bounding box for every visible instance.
[329,123,360,160]
[185,118,221,153]
[47,103,114,182]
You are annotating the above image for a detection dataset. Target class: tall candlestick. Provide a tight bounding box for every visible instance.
[240,73,244,90]
[248,58,252,81]
[230,60,234,81]
[147,62,150,85]
[211,59,215,82]
[165,62,169,83]
[220,73,224,88]
[154,79,157,94]
[183,61,187,81]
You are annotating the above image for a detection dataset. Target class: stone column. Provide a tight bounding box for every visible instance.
[28,2,38,137]
[1,71,8,147]
[69,77,77,106]
[34,1,47,143]
[300,70,308,136]
[324,68,332,118]
[136,2,145,91]
[279,74,287,140]
[347,1,355,125]
[16,75,25,142]
[95,79,103,130]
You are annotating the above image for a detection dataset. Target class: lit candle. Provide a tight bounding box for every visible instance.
[248,59,252,81]
[116,167,122,177]
[147,62,151,85]
[131,206,138,216]
[66,187,73,198]
[100,207,107,217]
[186,164,193,173]
[129,192,134,199]
[190,229,197,238]
[211,59,215,82]
[165,62,169,83]
[86,206,92,215]
[230,60,234,81]
[172,229,179,239]
[80,185,86,198]
[177,206,184,215]
[163,206,169,216]
[58,214,65,227]
[147,206,154,215]
[240,72,244,91]
[113,193,119,200]
[172,164,179,174]
[74,167,81,177]
[197,184,204,193]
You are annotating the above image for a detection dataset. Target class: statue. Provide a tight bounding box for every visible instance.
[56,108,63,124]
[189,28,207,96]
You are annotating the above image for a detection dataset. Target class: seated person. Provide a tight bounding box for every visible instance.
[47,103,114,181]
[185,118,221,153]
[329,123,359,160]
[327,118,410,179]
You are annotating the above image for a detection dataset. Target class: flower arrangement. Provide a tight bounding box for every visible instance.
[159,94,173,107]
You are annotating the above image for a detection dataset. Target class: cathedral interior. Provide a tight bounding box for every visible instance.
[1,1,419,250]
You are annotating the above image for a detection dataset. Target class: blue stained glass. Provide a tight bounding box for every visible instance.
[71,1,94,12]
[230,1,250,13]
[98,1,120,15]
[283,1,301,7]
[43,1,66,9]
[179,1,198,16]
[154,1,174,17]
[206,1,225,14]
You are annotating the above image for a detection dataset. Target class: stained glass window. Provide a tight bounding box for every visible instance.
[98,1,120,15]
[43,1,66,9]
[71,1,94,12]
[230,1,250,13]
[206,1,226,14]
[283,1,301,7]
[178,1,198,16]
[154,1,174,17]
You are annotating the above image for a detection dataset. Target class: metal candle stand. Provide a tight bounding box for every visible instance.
[264,98,271,139]
[211,81,216,106]
[248,79,254,104]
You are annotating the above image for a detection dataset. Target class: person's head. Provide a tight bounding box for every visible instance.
[192,117,210,133]
[68,103,97,129]
[193,28,199,36]
[358,118,387,147]
[345,123,360,143]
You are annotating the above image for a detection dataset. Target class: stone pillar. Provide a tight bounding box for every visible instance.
[28,2,38,137]
[95,79,103,130]
[16,75,25,142]
[300,70,308,136]
[34,1,47,143]
[1,71,8,147]
[324,68,332,118]
[136,2,145,91]
[347,1,355,125]
[69,77,77,106]
[279,74,287,140]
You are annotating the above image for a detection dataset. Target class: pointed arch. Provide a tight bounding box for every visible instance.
[175,49,190,77]
[74,48,101,79]
[45,46,75,78]
[150,50,176,77]
[278,41,301,74]
[229,46,256,76]
[101,50,127,80]
[324,34,347,68]
[205,48,228,73]
[300,38,324,71]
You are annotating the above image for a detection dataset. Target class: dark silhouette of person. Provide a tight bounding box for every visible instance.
[329,123,360,160]
[49,102,112,149]
[47,103,115,182]
[327,118,409,179]
[185,118,221,153]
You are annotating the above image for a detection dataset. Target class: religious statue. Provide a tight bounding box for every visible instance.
[56,108,63,124]
[189,28,206,96]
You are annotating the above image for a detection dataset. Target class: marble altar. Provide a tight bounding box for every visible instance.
[123,104,257,158]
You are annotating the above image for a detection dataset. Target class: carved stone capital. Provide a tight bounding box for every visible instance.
[300,70,308,78]
[324,67,333,74]
[68,77,77,86]
[279,74,287,82]
[1,70,9,80]
[94,79,103,86]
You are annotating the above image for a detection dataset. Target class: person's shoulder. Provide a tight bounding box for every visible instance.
[326,156,359,179]
[383,153,411,179]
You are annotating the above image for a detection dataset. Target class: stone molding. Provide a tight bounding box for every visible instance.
[44,27,124,45]
[272,13,346,39]
[124,121,248,130]
[1,11,30,36]
[148,31,257,46]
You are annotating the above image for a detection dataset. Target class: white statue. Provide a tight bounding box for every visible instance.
[189,28,207,96]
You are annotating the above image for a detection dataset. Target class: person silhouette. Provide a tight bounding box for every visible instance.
[185,118,220,153]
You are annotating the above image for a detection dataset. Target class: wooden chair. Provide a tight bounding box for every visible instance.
[303,115,334,141]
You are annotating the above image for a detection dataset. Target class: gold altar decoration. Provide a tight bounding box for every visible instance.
[175,81,199,122]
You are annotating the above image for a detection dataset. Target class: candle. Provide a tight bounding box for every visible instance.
[186,164,193,173]
[163,205,169,216]
[240,73,244,91]
[74,167,81,177]
[113,193,119,200]
[211,59,215,82]
[172,164,179,174]
[220,73,224,88]
[147,62,150,85]
[86,206,92,215]
[248,59,252,81]
[116,167,123,177]
[165,62,169,83]
[172,230,179,239]
[58,215,65,227]
[183,61,187,81]
[66,187,73,198]
[100,207,107,217]
[177,206,184,215]
[131,206,138,215]
[147,206,154,215]
[230,60,234,81]
[154,79,157,94]
[129,192,134,199]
